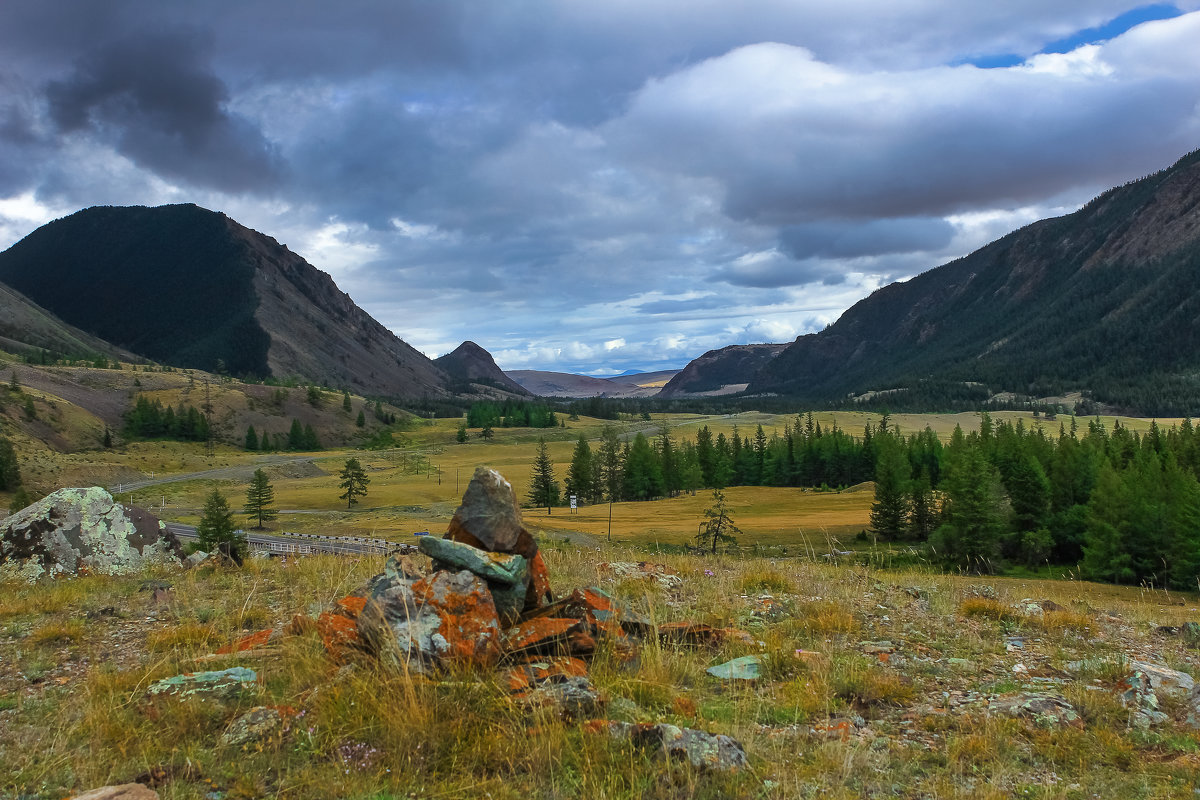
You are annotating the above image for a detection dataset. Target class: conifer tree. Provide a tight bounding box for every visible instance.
[695,489,741,555]
[243,468,276,529]
[566,434,593,504]
[196,488,246,564]
[870,436,911,540]
[244,425,259,451]
[338,458,370,509]
[528,438,559,513]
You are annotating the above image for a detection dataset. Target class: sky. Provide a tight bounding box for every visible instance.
[2,2,1199,376]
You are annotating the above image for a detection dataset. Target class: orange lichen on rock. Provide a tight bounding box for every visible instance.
[504,616,581,655]
[216,628,274,655]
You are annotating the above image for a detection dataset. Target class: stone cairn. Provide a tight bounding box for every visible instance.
[218,466,749,772]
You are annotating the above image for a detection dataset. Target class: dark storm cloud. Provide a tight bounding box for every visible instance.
[44,29,283,193]
[779,218,956,260]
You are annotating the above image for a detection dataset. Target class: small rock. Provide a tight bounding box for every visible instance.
[146,667,257,701]
[219,706,284,747]
[706,655,763,681]
[69,785,160,800]
[591,721,749,772]
[184,551,208,569]
[520,675,605,719]
[988,692,1080,728]
[861,640,895,655]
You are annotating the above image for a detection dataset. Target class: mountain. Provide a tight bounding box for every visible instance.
[670,148,1200,415]
[0,282,135,362]
[0,204,455,399]
[658,344,787,397]
[434,341,530,395]
[507,369,678,398]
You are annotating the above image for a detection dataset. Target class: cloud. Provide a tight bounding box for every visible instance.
[44,28,283,193]
[2,3,1200,375]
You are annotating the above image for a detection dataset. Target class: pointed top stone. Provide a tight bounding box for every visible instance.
[446,467,526,553]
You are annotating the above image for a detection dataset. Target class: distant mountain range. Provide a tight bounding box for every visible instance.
[5,144,1200,416]
[664,148,1200,415]
[0,204,522,401]
[507,369,677,398]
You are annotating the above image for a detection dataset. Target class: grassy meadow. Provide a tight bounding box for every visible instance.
[2,545,1200,798]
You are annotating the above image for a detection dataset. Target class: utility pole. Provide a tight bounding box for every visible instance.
[203,379,215,458]
[607,497,613,543]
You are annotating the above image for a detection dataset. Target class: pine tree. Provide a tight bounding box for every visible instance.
[244,425,259,451]
[196,488,246,564]
[622,432,663,500]
[528,438,559,514]
[356,410,366,428]
[243,468,277,529]
[597,425,624,501]
[338,458,370,509]
[929,446,1007,572]
[695,489,742,555]
[566,434,593,504]
[288,419,305,450]
[870,436,910,540]
[342,391,352,412]
[0,435,21,491]
[908,470,937,540]
[456,422,468,443]
[102,426,113,449]
[302,423,321,450]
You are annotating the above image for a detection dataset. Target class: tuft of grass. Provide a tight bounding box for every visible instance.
[145,623,217,652]
[739,568,794,595]
[1032,609,1094,633]
[28,619,85,647]
[959,596,1020,622]
[796,601,861,636]
[831,658,916,708]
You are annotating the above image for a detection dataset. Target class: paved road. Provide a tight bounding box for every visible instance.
[110,455,326,493]
[166,522,416,557]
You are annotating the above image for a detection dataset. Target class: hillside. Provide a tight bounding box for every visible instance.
[434,341,530,396]
[0,205,454,400]
[659,344,786,397]
[670,149,1200,415]
[0,282,135,363]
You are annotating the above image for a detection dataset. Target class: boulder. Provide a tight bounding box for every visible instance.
[445,467,528,554]
[1,487,184,581]
[358,569,502,673]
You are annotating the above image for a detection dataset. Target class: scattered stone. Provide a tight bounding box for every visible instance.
[1038,599,1065,613]
[147,667,257,701]
[658,621,752,647]
[988,692,1080,728]
[1,487,184,581]
[504,616,584,656]
[219,706,284,747]
[502,656,589,692]
[589,721,749,772]
[216,628,279,655]
[69,785,160,800]
[706,655,763,681]
[520,675,605,719]
[184,551,209,569]
[1124,660,1195,700]
[861,640,896,655]
[1184,622,1200,648]
[598,561,684,591]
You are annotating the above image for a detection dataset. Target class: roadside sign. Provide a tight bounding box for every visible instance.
[570,495,577,511]
[413,530,430,537]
